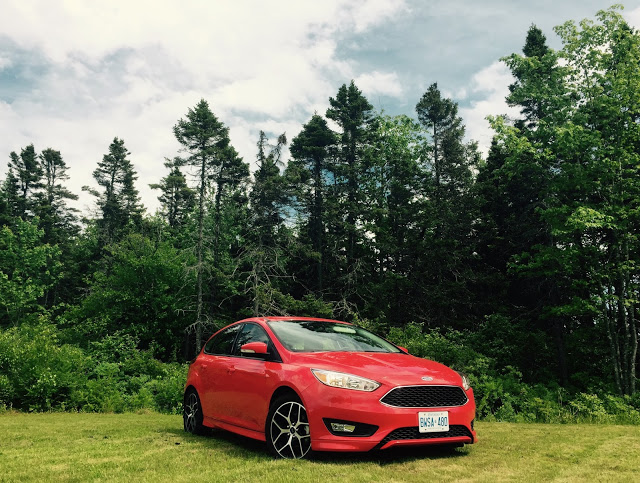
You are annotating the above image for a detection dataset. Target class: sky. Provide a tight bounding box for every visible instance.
[2,0,640,215]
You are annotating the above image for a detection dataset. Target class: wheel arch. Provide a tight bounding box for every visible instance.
[269,385,302,408]
[184,384,198,401]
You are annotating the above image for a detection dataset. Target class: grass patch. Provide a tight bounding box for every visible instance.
[1,413,639,482]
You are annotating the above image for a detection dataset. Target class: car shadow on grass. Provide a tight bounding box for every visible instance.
[164,427,470,465]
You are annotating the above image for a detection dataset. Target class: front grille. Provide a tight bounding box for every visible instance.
[380,385,468,408]
[378,425,472,447]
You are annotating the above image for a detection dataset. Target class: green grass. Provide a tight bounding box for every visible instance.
[0,413,638,482]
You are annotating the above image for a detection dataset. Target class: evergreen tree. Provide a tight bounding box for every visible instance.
[325,81,375,311]
[0,168,20,226]
[288,114,337,292]
[413,83,479,328]
[83,137,144,246]
[149,157,195,230]
[173,99,249,350]
[361,114,422,324]
[240,131,292,316]
[499,23,573,385]
[8,144,42,218]
[35,148,79,246]
[249,131,288,247]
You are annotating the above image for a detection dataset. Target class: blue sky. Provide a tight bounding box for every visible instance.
[1,0,639,213]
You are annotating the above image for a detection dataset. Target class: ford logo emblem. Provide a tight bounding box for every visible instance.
[421,376,433,381]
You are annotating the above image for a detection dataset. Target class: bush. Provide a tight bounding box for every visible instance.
[0,321,89,411]
[0,324,187,413]
[71,332,187,413]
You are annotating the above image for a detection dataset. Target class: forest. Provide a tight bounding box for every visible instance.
[0,7,638,421]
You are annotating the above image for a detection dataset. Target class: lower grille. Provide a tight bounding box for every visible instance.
[378,425,472,447]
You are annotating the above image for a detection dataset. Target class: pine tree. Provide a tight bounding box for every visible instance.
[83,137,143,246]
[150,157,195,230]
[35,148,79,245]
[413,83,479,328]
[0,168,20,226]
[288,114,336,292]
[173,99,249,350]
[325,81,375,311]
[8,144,42,218]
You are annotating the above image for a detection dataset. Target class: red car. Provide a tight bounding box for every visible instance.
[183,317,477,459]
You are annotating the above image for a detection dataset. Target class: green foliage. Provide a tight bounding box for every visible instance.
[0,219,61,326]
[66,233,195,361]
[0,324,186,413]
[0,321,89,411]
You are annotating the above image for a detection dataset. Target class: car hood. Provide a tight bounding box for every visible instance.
[289,351,462,387]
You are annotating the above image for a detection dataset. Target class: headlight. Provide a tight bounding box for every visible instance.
[456,371,471,391]
[311,369,380,392]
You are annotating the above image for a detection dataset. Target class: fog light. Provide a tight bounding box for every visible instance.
[331,423,356,433]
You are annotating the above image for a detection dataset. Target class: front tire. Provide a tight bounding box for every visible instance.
[266,395,312,459]
[183,388,205,435]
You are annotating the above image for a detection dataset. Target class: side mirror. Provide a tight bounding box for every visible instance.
[240,341,269,358]
[397,346,409,354]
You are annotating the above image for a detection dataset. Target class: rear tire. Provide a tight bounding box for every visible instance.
[265,394,312,459]
[183,388,205,435]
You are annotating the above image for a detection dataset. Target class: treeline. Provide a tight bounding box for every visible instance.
[0,7,639,415]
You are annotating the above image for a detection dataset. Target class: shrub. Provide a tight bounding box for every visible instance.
[0,321,89,411]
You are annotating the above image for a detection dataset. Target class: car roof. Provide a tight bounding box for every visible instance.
[237,316,352,324]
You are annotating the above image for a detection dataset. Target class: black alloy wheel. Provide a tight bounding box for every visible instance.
[183,388,204,434]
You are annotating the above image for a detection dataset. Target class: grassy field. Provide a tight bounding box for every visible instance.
[0,413,638,482]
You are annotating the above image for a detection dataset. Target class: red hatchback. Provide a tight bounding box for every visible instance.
[183,317,477,459]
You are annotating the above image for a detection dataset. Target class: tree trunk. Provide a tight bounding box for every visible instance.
[195,152,206,352]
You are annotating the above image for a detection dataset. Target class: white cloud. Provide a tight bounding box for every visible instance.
[459,61,519,156]
[355,70,403,98]
[625,6,640,29]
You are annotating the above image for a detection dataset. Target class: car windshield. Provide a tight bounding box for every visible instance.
[268,320,402,353]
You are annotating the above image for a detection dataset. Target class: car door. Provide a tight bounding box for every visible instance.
[221,323,281,432]
[199,323,242,422]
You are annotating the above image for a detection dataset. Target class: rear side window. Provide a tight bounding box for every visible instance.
[204,324,241,355]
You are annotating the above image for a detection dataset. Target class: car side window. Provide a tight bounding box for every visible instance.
[203,324,241,355]
[232,323,270,357]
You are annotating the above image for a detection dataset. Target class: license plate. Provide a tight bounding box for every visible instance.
[418,411,449,433]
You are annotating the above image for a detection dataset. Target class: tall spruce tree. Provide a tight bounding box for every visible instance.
[288,114,337,292]
[413,83,479,328]
[173,99,249,350]
[150,157,195,230]
[8,144,42,219]
[35,148,79,246]
[361,114,422,324]
[83,137,143,246]
[241,131,291,316]
[325,81,375,311]
[498,23,572,385]
[0,168,20,226]
[250,131,288,247]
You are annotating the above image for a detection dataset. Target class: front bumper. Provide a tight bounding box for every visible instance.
[302,384,477,452]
